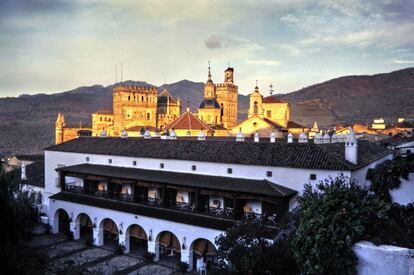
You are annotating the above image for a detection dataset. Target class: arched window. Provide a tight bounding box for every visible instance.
[253,101,258,114]
[128,95,131,101]
[220,103,224,121]
[147,113,151,120]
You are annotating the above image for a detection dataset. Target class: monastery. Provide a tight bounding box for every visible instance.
[55,65,307,144]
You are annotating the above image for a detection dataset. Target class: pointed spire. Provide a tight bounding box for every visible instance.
[207,60,213,84]
[254,80,259,92]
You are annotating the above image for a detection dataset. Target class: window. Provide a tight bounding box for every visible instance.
[86,157,90,162]
[133,161,137,166]
[108,159,112,164]
[407,149,411,154]
[227,168,233,174]
[128,95,131,101]
[192,165,196,171]
[160,163,164,169]
[266,171,272,177]
[310,174,317,180]
[267,110,272,118]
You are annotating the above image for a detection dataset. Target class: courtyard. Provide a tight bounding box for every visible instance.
[26,234,180,275]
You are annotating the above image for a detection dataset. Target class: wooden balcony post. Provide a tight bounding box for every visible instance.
[194,189,199,213]
[161,185,165,207]
[59,172,66,190]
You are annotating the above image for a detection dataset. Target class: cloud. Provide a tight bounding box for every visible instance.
[246,59,280,66]
[393,59,414,64]
[204,35,264,52]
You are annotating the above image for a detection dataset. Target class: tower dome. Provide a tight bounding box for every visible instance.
[199,99,220,109]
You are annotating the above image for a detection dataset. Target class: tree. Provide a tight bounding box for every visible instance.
[215,214,299,275]
[292,176,387,275]
[366,157,409,202]
[0,161,46,273]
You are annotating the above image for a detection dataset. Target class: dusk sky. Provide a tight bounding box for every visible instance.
[1,0,413,97]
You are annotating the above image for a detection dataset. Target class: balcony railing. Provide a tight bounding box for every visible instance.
[63,184,277,225]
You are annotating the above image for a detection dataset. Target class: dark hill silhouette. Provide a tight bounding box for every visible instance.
[0,67,413,156]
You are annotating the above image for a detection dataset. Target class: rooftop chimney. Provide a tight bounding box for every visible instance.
[254,131,260,142]
[236,128,245,142]
[345,127,358,164]
[287,132,293,143]
[270,130,276,143]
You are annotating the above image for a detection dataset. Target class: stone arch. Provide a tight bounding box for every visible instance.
[54,208,70,235]
[75,213,93,241]
[99,218,119,248]
[189,238,217,272]
[155,231,181,264]
[125,224,148,255]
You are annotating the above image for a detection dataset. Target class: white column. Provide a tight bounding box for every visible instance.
[119,233,127,250]
[70,222,77,238]
[50,218,59,234]
[93,228,103,246]
[181,249,191,268]
[125,236,131,253]
[149,241,159,261]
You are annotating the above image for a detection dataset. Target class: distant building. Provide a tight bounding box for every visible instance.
[371,118,386,130]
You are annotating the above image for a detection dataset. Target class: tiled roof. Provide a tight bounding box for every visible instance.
[94,109,113,115]
[56,164,297,198]
[165,111,213,132]
[262,96,287,104]
[287,121,307,129]
[262,118,285,129]
[45,137,392,171]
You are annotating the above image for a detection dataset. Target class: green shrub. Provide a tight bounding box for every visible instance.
[143,251,155,263]
[292,176,387,275]
[177,261,189,272]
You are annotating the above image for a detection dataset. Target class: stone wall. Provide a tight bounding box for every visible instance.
[353,241,414,275]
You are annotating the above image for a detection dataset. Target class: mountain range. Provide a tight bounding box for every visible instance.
[0,67,413,156]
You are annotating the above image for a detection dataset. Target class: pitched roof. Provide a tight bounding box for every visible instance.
[262,96,287,104]
[45,137,392,171]
[287,121,307,129]
[165,111,213,132]
[56,164,297,198]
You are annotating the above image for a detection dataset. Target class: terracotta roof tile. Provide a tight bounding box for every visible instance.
[165,111,213,132]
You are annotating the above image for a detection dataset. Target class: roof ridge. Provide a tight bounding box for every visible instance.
[315,143,355,169]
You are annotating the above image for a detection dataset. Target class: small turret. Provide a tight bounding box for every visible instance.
[144,128,151,139]
[287,132,293,143]
[169,128,177,139]
[314,131,323,144]
[298,131,308,143]
[55,112,66,144]
[345,127,358,164]
[236,128,245,142]
[121,127,128,138]
[198,129,206,141]
[270,129,276,143]
[254,131,260,142]
[100,127,108,138]
[323,132,331,143]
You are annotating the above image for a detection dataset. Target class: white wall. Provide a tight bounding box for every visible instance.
[353,241,414,275]
[351,155,393,189]
[44,150,364,202]
[391,173,414,205]
[49,200,223,266]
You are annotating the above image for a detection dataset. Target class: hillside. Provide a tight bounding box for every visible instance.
[277,67,414,127]
[0,67,413,156]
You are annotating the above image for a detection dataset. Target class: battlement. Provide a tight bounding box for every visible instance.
[113,86,158,94]
[215,83,237,88]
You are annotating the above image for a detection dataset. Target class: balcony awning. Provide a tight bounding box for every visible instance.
[56,164,297,198]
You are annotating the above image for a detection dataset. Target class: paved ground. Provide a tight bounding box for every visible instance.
[28,234,181,275]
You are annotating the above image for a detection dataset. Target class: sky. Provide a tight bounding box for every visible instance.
[0,0,413,97]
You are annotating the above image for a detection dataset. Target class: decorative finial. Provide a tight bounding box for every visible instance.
[255,80,259,91]
[269,83,274,95]
[208,60,211,80]
[186,97,190,112]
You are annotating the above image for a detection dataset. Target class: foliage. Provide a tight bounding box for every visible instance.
[366,157,410,202]
[215,216,298,275]
[292,176,387,275]
[84,237,94,247]
[143,251,155,263]
[0,161,46,273]
[177,261,189,272]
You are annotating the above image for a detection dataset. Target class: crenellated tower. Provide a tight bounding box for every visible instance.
[215,66,238,129]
